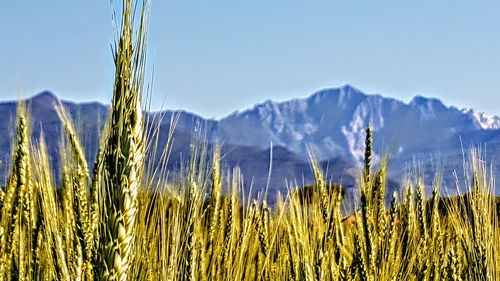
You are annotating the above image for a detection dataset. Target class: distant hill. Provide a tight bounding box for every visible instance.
[0,85,498,201]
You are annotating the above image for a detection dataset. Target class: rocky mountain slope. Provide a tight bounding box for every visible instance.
[0,85,498,200]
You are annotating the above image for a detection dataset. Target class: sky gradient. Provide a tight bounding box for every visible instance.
[1,1,499,118]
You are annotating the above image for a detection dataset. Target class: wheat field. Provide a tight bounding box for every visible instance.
[0,1,498,280]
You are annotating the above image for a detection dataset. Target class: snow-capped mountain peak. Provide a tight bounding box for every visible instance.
[461,108,500,130]
[219,86,500,163]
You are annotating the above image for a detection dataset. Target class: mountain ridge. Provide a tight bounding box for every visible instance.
[0,85,498,200]
[21,85,500,127]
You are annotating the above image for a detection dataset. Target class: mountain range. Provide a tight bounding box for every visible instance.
[0,85,498,202]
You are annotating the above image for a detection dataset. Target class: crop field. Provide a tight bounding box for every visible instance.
[0,1,498,280]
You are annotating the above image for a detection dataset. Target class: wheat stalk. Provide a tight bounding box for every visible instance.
[98,1,149,280]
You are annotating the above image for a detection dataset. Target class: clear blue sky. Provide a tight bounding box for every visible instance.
[1,1,499,118]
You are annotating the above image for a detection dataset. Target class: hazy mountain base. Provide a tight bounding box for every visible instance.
[0,94,357,204]
[0,90,497,202]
